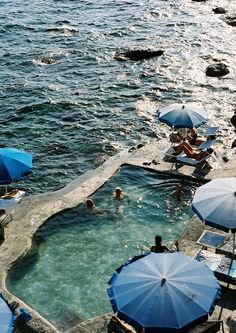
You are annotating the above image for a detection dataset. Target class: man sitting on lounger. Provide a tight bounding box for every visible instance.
[173,142,214,160]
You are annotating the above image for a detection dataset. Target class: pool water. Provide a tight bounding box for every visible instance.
[7,166,197,331]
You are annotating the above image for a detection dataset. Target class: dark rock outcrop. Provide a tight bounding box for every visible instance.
[205,63,229,77]
[230,113,236,129]
[224,15,236,26]
[231,139,236,149]
[114,49,164,61]
[212,7,226,14]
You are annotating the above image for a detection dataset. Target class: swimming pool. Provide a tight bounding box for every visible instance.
[7,166,197,331]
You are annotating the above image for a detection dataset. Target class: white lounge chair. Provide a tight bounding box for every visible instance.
[176,153,211,168]
[0,190,25,226]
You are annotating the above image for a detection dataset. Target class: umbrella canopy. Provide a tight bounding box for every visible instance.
[158,103,207,129]
[192,178,236,258]
[192,178,236,232]
[107,252,220,333]
[0,148,32,185]
[0,294,16,333]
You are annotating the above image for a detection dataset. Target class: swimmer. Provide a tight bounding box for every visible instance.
[85,198,103,214]
[170,184,184,201]
[112,187,130,203]
[111,187,130,228]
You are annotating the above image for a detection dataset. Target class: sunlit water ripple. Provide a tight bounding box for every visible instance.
[0,0,235,195]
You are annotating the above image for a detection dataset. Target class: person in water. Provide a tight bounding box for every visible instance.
[111,187,130,227]
[150,235,170,253]
[113,187,130,202]
[170,183,184,201]
[85,198,103,214]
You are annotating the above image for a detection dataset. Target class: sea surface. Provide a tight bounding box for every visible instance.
[0,0,235,194]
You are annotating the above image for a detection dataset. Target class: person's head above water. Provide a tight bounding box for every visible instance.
[86,198,95,209]
[115,187,122,197]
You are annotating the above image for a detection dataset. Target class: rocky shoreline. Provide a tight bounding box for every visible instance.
[0,138,236,333]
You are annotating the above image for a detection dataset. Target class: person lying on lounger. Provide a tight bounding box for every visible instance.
[186,128,205,146]
[173,142,214,160]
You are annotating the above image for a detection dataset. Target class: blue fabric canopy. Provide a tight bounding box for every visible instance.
[158,103,207,129]
[107,252,220,333]
[0,294,16,333]
[0,148,32,185]
[192,178,236,232]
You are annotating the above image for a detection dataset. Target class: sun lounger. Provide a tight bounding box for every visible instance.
[0,190,25,211]
[202,127,219,138]
[0,190,25,226]
[188,320,223,333]
[164,146,186,161]
[176,153,210,168]
[198,139,215,150]
[194,249,236,285]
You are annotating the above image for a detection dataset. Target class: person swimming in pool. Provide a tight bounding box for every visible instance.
[111,187,130,227]
[85,198,103,214]
[170,183,184,201]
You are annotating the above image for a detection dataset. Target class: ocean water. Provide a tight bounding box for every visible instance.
[7,166,197,330]
[0,0,235,194]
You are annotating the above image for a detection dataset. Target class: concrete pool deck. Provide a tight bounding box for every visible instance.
[0,138,236,333]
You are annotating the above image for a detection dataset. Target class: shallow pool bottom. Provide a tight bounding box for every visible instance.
[7,166,197,331]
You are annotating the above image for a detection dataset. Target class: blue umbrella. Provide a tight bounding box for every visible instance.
[107,252,220,333]
[192,178,236,256]
[158,103,207,129]
[0,294,16,333]
[0,148,32,188]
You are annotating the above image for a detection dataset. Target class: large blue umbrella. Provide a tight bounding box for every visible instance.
[107,252,220,333]
[0,148,32,187]
[192,178,236,256]
[0,294,16,333]
[158,103,207,129]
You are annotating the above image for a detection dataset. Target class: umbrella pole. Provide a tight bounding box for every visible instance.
[4,185,8,194]
[233,233,235,259]
[229,233,235,273]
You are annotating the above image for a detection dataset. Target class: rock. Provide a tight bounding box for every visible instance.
[212,7,226,14]
[230,114,236,129]
[114,49,164,61]
[205,63,229,77]
[231,139,236,149]
[224,15,236,26]
[222,155,229,162]
[192,0,207,2]
[227,311,236,333]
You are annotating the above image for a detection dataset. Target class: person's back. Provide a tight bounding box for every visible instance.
[150,244,168,253]
[150,235,169,253]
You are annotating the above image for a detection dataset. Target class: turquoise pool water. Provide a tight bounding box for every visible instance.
[7,166,197,330]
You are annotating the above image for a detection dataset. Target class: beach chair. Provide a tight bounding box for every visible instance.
[188,320,223,333]
[194,249,236,286]
[0,190,25,226]
[176,153,211,168]
[202,126,219,138]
